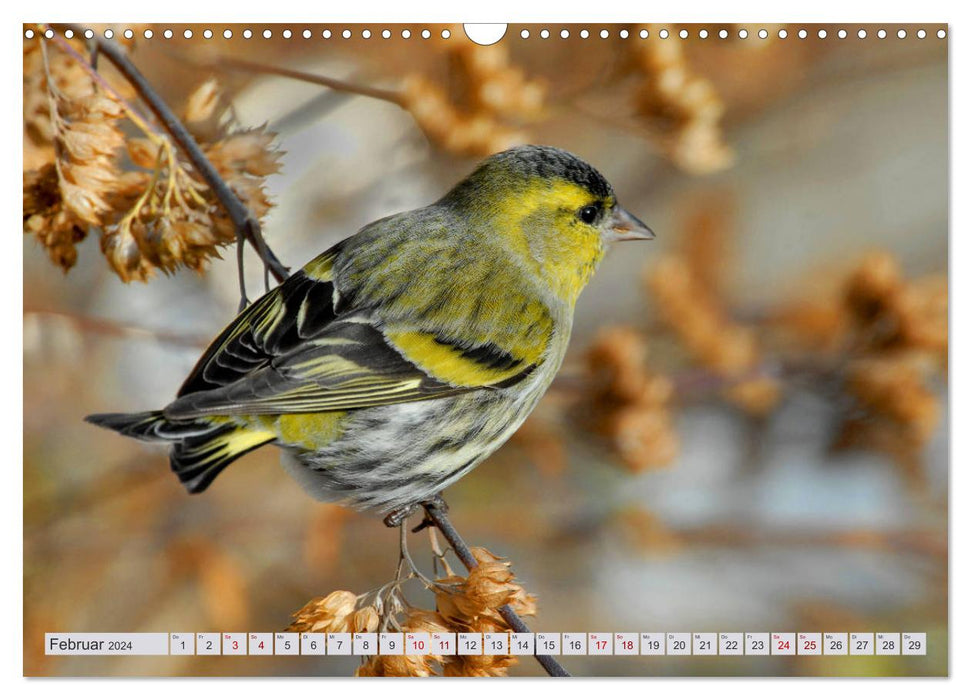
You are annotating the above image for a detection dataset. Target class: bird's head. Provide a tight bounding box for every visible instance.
[441,145,654,305]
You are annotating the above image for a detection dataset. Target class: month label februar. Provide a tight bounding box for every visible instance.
[45,634,169,656]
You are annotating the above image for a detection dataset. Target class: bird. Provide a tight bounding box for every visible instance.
[86,145,654,524]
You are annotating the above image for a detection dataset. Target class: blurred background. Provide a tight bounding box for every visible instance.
[23,23,947,676]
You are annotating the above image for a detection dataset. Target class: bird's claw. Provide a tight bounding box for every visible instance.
[420,493,449,515]
[383,503,417,528]
[382,493,449,529]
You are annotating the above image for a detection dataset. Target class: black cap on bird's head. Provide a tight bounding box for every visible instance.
[482,145,615,200]
[443,145,654,242]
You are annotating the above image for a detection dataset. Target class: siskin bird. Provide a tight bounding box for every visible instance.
[86,145,653,521]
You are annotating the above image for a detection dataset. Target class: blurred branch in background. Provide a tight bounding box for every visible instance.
[197,36,546,157]
[24,308,209,348]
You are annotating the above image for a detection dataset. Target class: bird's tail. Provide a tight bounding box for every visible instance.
[85,410,274,494]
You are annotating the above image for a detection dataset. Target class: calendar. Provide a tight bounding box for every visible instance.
[23,16,948,681]
[44,632,927,657]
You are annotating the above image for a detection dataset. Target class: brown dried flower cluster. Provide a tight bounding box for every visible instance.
[23,38,282,282]
[632,25,734,174]
[585,326,680,472]
[102,79,280,281]
[23,37,91,168]
[355,608,451,677]
[287,590,379,634]
[835,252,947,470]
[401,35,545,156]
[647,256,782,415]
[432,546,534,676]
[23,40,127,271]
[292,547,536,677]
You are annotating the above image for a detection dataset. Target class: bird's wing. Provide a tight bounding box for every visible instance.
[176,245,345,397]
[166,248,547,419]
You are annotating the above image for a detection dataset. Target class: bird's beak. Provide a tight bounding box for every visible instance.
[604,206,655,242]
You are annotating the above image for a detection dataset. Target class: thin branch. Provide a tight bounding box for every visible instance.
[215,57,405,107]
[421,499,571,678]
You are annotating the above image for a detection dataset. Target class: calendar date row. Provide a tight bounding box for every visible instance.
[47,632,927,657]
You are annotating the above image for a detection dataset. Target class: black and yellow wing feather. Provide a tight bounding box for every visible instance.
[164,244,545,420]
[176,249,344,397]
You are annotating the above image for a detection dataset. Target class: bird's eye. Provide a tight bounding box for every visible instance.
[578,205,600,224]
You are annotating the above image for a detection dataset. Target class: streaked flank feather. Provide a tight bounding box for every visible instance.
[86,145,653,514]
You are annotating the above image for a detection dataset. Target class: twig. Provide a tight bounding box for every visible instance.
[52,25,290,305]
[215,57,405,107]
[421,498,571,678]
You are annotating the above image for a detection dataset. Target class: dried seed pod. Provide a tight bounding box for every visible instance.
[287,590,358,633]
